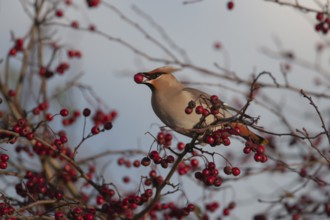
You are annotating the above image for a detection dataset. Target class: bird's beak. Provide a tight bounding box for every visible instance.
[134,72,151,84]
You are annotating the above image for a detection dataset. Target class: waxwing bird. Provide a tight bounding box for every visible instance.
[134,66,268,145]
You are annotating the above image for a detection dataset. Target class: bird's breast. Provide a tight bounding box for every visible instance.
[151,90,206,134]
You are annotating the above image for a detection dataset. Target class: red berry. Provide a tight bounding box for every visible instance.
[316,12,324,21]
[104,122,113,130]
[55,192,63,200]
[75,51,82,58]
[213,42,221,50]
[195,105,204,114]
[228,201,236,209]
[223,208,230,216]
[227,1,234,10]
[134,73,144,84]
[223,166,232,175]
[214,177,222,187]
[205,135,215,145]
[39,101,49,110]
[60,108,69,117]
[8,90,16,97]
[67,50,75,58]
[83,108,91,117]
[202,109,210,116]
[0,154,9,162]
[166,155,175,163]
[133,160,140,167]
[15,38,24,51]
[164,133,172,142]
[208,162,216,170]
[243,146,251,154]
[185,107,193,114]
[56,9,64,17]
[91,126,100,134]
[256,145,265,153]
[190,158,199,167]
[186,203,195,212]
[123,176,130,183]
[60,135,68,143]
[71,21,79,28]
[177,142,185,150]
[46,114,53,121]
[73,110,81,117]
[232,167,240,176]
[260,154,268,163]
[89,24,96,31]
[0,162,7,169]
[254,153,263,162]
[55,211,64,220]
[223,138,231,146]
[141,157,151,166]
[87,0,101,7]
[9,48,17,56]
[149,170,157,178]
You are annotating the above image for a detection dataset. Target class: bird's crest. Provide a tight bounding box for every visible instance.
[149,66,181,75]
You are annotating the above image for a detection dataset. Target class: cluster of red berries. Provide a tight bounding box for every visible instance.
[55,207,96,220]
[39,62,70,79]
[62,110,81,126]
[144,170,164,188]
[203,201,236,218]
[56,62,70,74]
[15,144,33,157]
[177,158,199,175]
[194,162,223,187]
[86,0,101,8]
[100,188,154,219]
[0,153,9,169]
[15,171,63,200]
[151,202,196,219]
[203,126,239,147]
[185,95,223,116]
[205,201,220,212]
[99,185,116,200]
[222,201,236,216]
[8,38,24,56]
[67,49,82,58]
[141,150,175,169]
[33,139,72,158]
[31,101,49,115]
[243,140,268,163]
[12,118,34,140]
[156,132,173,147]
[0,202,14,217]
[59,163,78,183]
[315,12,330,34]
[117,157,139,168]
[223,165,241,176]
[39,66,55,79]
[82,108,114,135]
[52,131,73,157]
[90,109,117,127]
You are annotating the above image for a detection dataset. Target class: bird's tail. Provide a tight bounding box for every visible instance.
[232,123,268,145]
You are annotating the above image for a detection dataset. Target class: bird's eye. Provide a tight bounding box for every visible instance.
[149,72,163,80]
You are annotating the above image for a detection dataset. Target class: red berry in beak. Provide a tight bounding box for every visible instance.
[134,73,144,84]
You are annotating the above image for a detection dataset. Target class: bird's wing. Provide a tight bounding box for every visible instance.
[182,87,228,110]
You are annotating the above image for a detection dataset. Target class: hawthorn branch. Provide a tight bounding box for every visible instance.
[300,89,330,145]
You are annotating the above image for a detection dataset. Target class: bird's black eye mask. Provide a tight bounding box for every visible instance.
[143,72,164,80]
